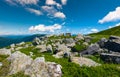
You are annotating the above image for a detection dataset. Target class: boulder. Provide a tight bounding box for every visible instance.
[80,43,101,55]
[46,44,53,52]
[57,44,71,52]
[84,36,92,43]
[103,36,120,52]
[98,38,107,48]
[75,34,84,41]
[7,51,33,75]
[25,57,62,77]
[63,38,74,44]
[36,45,47,52]
[33,37,41,45]
[100,53,120,64]
[71,57,100,67]
[0,48,11,55]
[7,51,62,77]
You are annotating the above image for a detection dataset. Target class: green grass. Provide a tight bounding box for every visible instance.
[0,55,10,76]
[18,47,120,77]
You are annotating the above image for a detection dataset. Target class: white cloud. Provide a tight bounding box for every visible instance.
[42,6,66,19]
[42,6,57,15]
[6,0,39,5]
[61,0,67,5]
[26,8,42,15]
[46,0,62,9]
[99,7,120,24]
[90,28,99,33]
[29,24,62,32]
[54,12,66,19]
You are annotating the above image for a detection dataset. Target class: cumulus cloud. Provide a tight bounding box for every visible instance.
[61,0,67,5]
[26,8,42,15]
[54,12,66,19]
[42,6,65,19]
[6,0,39,5]
[29,24,62,32]
[42,6,56,15]
[99,7,120,24]
[46,0,62,9]
[90,28,99,33]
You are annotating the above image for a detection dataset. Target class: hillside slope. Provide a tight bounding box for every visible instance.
[90,26,120,36]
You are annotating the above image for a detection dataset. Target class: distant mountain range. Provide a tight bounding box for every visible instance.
[0,34,46,48]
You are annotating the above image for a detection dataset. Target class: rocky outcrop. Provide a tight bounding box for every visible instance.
[100,53,120,64]
[0,48,11,55]
[7,51,33,75]
[80,43,102,55]
[103,36,120,52]
[71,57,100,67]
[7,51,62,77]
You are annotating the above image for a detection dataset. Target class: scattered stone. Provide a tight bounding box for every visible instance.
[0,48,11,55]
[100,53,120,64]
[71,57,100,67]
[75,34,84,41]
[84,36,92,43]
[81,43,101,55]
[46,44,53,52]
[36,45,47,52]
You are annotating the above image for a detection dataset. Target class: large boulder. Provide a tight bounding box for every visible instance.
[57,44,71,52]
[0,48,11,55]
[103,36,120,52]
[33,37,41,45]
[71,57,100,67]
[46,44,53,52]
[7,51,62,77]
[25,57,62,77]
[63,38,74,44]
[75,34,84,41]
[80,43,102,55]
[100,53,120,64]
[36,45,47,52]
[7,51,33,75]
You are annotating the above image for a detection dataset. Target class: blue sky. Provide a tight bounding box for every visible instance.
[0,0,120,35]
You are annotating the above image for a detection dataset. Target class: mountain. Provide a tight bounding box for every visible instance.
[0,34,46,48]
[90,25,120,36]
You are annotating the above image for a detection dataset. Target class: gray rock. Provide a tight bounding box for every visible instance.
[84,36,92,43]
[36,45,47,52]
[75,34,84,41]
[81,43,100,55]
[71,57,101,67]
[103,36,120,52]
[63,38,74,44]
[98,38,107,48]
[46,44,53,52]
[7,51,33,75]
[0,48,11,55]
[100,53,120,64]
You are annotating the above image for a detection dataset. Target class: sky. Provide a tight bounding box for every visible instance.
[1,0,120,35]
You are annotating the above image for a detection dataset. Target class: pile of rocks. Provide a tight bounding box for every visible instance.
[7,51,62,77]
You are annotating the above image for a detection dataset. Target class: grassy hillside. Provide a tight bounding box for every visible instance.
[89,25,120,43]
[90,25,120,36]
